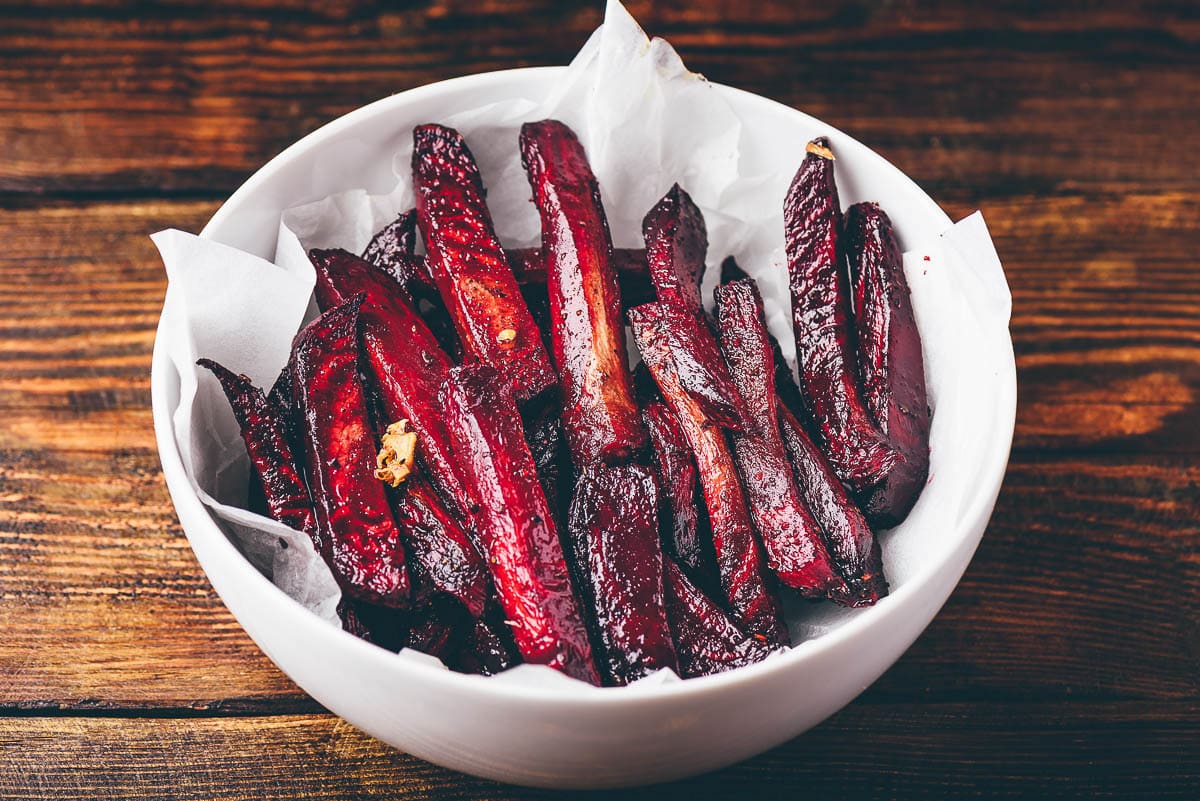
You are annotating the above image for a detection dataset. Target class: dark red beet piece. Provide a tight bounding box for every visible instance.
[452,605,521,676]
[642,401,705,578]
[440,363,599,684]
[523,398,569,528]
[642,183,708,317]
[663,559,774,678]
[844,202,931,527]
[719,255,749,285]
[289,296,410,607]
[567,463,678,685]
[520,119,647,467]
[309,247,473,519]
[779,405,887,606]
[413,124,557,403]
[196,358,318,543]
[391,478,489,618]
[785,138,897,493]
[630,304,788,646]
[362,209,421,288]
[714,280,846,598]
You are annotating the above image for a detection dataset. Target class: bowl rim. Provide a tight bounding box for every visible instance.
[154,65,1018,706]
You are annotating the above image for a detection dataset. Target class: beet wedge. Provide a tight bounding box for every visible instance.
[362,209,422,288]
[642,401,705,579]
[452,604,521,676]
[197,359,318,543]
[785,137,896,493]
[520,119,647,467]
[309,247,473,519]
[567,463,678,685]
[714,279,845,598]
[630,303,788,646]
[845,202,931,527]
[290,296,410,607]
[440,363,599,684]
[643,183,708,317]
[391,478,490,619]
[413,124,557,403]
[664,559,775,678]
[779,404,887,606]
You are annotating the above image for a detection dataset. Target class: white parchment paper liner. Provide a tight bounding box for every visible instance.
[154,0,1012,690]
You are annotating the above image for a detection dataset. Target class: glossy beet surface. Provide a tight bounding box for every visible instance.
[630,304,788,646]
[785,138,897,493]
[568,463,678,685]
[520,119,647,467]
[308,247,473,519]
[523,399,568,528]
[440,363,599,684]
[663,559,775,678]
[642,183,707,316]
[289,296,410,607]
[413,124,557,403]
[779,405,887,606]
[362,209,421,288]
[197,359,318,543]
[714,280,845,598]
[391,478,490,618]
[845,201,931,527]
[642,401,705,578]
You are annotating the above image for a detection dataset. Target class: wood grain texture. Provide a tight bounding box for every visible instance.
[0,0,1197,796]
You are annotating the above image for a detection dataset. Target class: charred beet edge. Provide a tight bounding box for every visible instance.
[289,296,410,607]
[663,559,775,678]
[520,119,647,467]
[630,303,788,646]
[785,137,897,493]
[390,478,490,619]
[844,202,931,527]
[412,124,557,403]
[362,209,422,288]
[567,463,678,685]
[778,404,887,606]
[714,280,846,598]
[643,183,708,316]
[642,401,707,581]
[197,359,318,543]
[309,247,473,519]
[440,363,599,684]
[523,398,569,530]
[452,604,521,675]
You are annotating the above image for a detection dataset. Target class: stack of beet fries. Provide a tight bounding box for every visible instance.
[200,122,930,686]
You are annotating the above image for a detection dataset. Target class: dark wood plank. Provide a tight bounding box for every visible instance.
[0,703,1196,800]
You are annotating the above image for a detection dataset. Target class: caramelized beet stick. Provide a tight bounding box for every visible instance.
[290,296,410,607]
[440,363,599,684]
[845,202,931,527]
[714,280,846,598]
[568,463,678,685]
[642,183,708,317]
[630,304,788,646]
[413,124,557,402]
[197,359,318,542]
[663,559,775,678]
[309,248,473,519]
[785,138,896,493]
[520,119,647,466]
[642,401,705,579]
[779,405,887,606]
[362,209,421,288]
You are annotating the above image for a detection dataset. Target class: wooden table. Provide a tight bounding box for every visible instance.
[1,2,1196,798]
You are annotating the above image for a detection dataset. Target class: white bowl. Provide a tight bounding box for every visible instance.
[151,66,1016,788]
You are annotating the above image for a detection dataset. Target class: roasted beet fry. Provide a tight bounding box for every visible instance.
[785,138,896,493]
[663,559,774,678]
[452,605,521,676]
[654,301,750,432]
[290,296,410,607]
[568,463,678,685]
[440,363,598,683]
[309,248,473,518]
[391,478,489,618]
[844,202,930,526]
[362,209,422,288]
[642,401,705,578]
[197,358,318,542]
[714,279,845,598]
[523,398,569,527]
[413,124,557,403]
[779,405,886,606]
[643,183,707,316]
[520,119,647,466]
[630,304,788,646]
